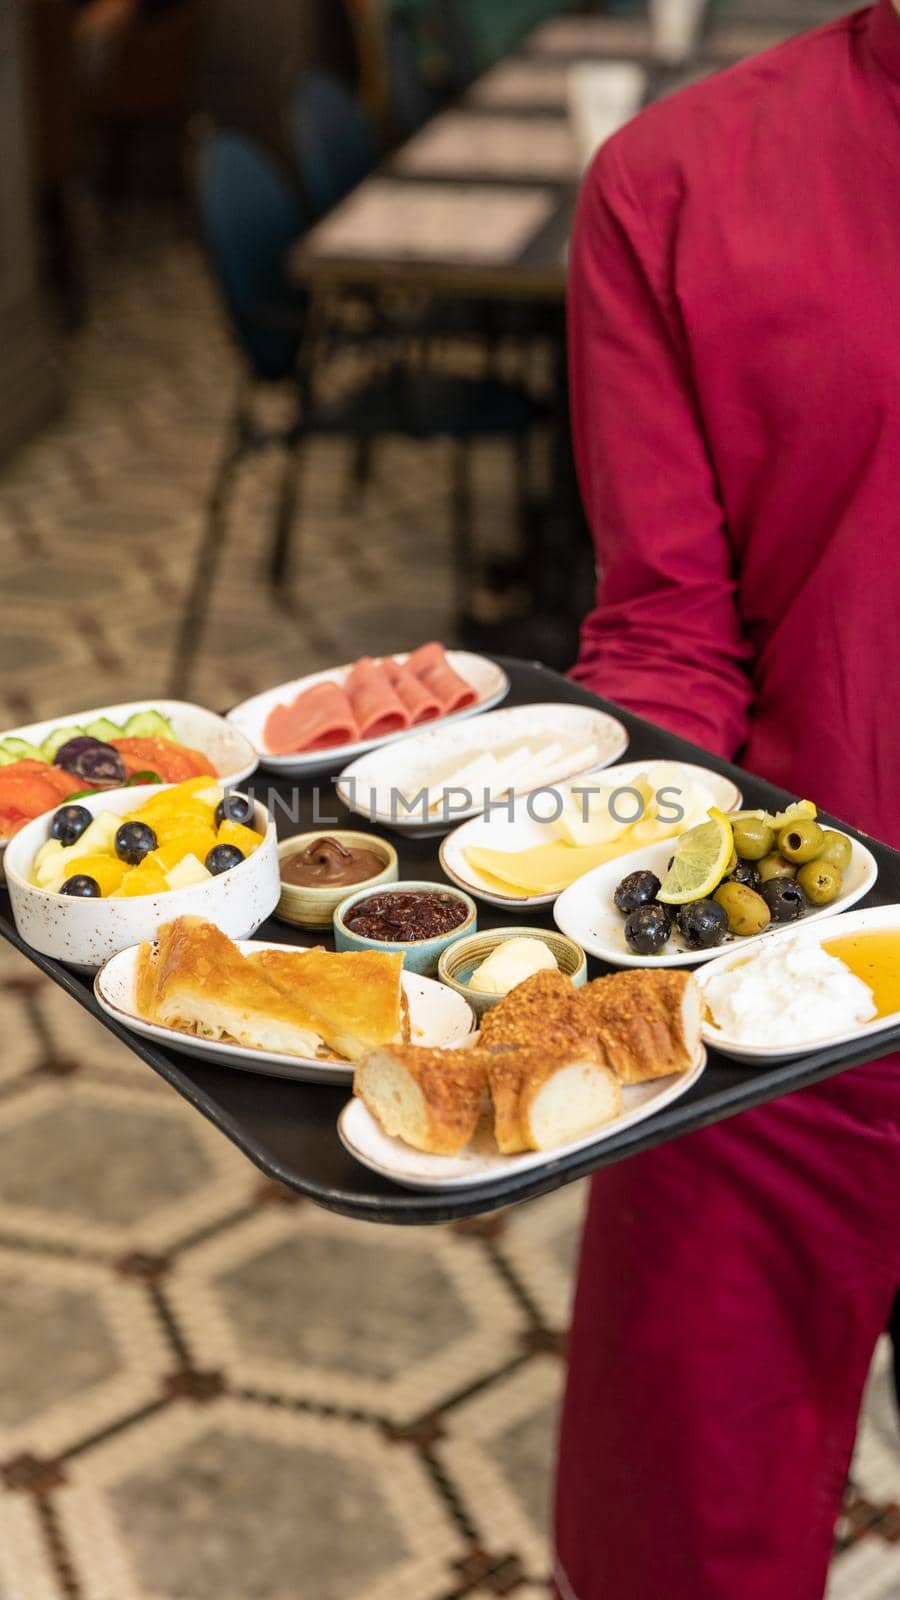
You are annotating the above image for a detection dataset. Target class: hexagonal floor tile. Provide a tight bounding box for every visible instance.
[498,1184,588,1331]
[37,982,169,1088]
[169,1208,525,1421]
[0,1496,60,1600]
[435,1354,564,1577]
[57,1399,465,1600]
[0,1247,168,1459]
[0,1080,253,1253]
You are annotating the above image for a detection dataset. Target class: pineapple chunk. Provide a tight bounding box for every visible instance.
[165,853,213,891]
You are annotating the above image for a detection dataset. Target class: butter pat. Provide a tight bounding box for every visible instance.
[469,938,557,996]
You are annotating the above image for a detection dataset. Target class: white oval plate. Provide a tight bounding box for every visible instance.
[440,759,742,909]
[336,702,629,836]
[553,832,878,968]
[0,698,258,862]
[697,902,900,1064]
[226,651,510,777]
[338,1044,706,1190]
[94,938,477,1084]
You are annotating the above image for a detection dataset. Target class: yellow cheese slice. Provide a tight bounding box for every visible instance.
[464,840,625,897]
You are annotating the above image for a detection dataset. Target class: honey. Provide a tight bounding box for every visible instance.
[821,931,900,1019]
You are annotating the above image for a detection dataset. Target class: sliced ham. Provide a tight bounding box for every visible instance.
[264,682,359,754]
[406,641,479,714]
[382,657,443,726]
[344,658,410,740]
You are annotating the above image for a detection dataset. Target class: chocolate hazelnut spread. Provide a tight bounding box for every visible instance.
[281,836,385,889]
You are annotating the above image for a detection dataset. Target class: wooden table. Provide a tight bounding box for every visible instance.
[3,661,899,1226]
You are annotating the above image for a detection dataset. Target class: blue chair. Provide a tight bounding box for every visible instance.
[288,71,378,220]
[170,125,547,695]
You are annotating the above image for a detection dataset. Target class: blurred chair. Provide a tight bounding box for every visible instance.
[384,9,441,137]
[289,69,379,220]
[169,127,547,696]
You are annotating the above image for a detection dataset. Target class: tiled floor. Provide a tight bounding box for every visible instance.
[0,213,898,1598]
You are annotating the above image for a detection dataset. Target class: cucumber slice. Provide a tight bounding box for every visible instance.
[122,710,176,739]
[39,726,85,762]
[84,717,122,742]
[2,736,45,762]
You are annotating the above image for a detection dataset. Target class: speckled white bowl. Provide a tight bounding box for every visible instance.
[4,784,280,971]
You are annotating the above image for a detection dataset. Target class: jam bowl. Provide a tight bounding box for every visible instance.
[275,830,398,930]
[333,879,477,976]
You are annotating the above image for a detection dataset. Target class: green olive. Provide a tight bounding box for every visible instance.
[817,829,852,871]
[756,853,797,884]
[713,882,772,937]
[731,818,775,861]
[796,859,843,906]
[777,820,826,864]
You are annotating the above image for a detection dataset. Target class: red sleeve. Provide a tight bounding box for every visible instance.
[568,135,755,761]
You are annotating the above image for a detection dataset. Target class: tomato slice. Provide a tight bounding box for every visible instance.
[110,737,216,783]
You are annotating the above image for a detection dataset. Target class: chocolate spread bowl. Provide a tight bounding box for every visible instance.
[275,831,398,930]
[333,879,477,976]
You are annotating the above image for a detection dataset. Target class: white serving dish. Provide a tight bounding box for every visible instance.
[553,832,878,969]
[4,784,279,972]
[696,902,900,1064]
[440,759,742,909]
[94,937,477,1084]
[338,1044,706,1190]
[226,651,510,777]
[336,702,629,837]
[0,698,259,875]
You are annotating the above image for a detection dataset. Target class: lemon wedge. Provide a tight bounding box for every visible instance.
[657,809,734,904]
[729,800,817,831]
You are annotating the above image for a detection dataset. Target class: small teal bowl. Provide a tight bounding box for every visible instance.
[333,880,477,976]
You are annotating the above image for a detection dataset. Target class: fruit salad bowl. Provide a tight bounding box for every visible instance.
[4,783,280,971]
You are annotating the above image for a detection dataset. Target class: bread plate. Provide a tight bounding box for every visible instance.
[94,938,477,1084]
[553,832,878,969]
[226,652,509,777]
[440,759,743,909]
[696,902,900,1064]
[336,703,629,837]
[338,1044,706,1189]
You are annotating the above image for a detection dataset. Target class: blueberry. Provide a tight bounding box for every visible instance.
[215,792,254,828]
[60,875,101,897]
[624,903,672,955]
[205,843,245,876]
[676,899,728,951]
[115,821,158,865]
[51,804,93,846]
[614,870,662,915]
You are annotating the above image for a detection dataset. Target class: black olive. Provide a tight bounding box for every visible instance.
[51,804,93,846]
[725,860,761,891]
[624,903,672,955]
[116,821,158,865]
[614,869,662,915]
[676,899,729,951]
[206,844,245,876]
[760,878,809,923]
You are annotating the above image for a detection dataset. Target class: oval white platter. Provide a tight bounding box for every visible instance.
[94,938,476,1085]
[696,902,900,1064]
[226,651,510,777]
[338,1045,706,1190]
[440,759,743,910]
[553,832,878,969]
[336,702,629,837]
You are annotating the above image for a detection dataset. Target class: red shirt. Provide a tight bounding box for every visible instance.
[569,0,900,848]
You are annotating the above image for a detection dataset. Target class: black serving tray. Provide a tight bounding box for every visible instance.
[2,659,898,1225]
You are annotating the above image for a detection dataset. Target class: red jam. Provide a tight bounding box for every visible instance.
[344,889,468,942]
